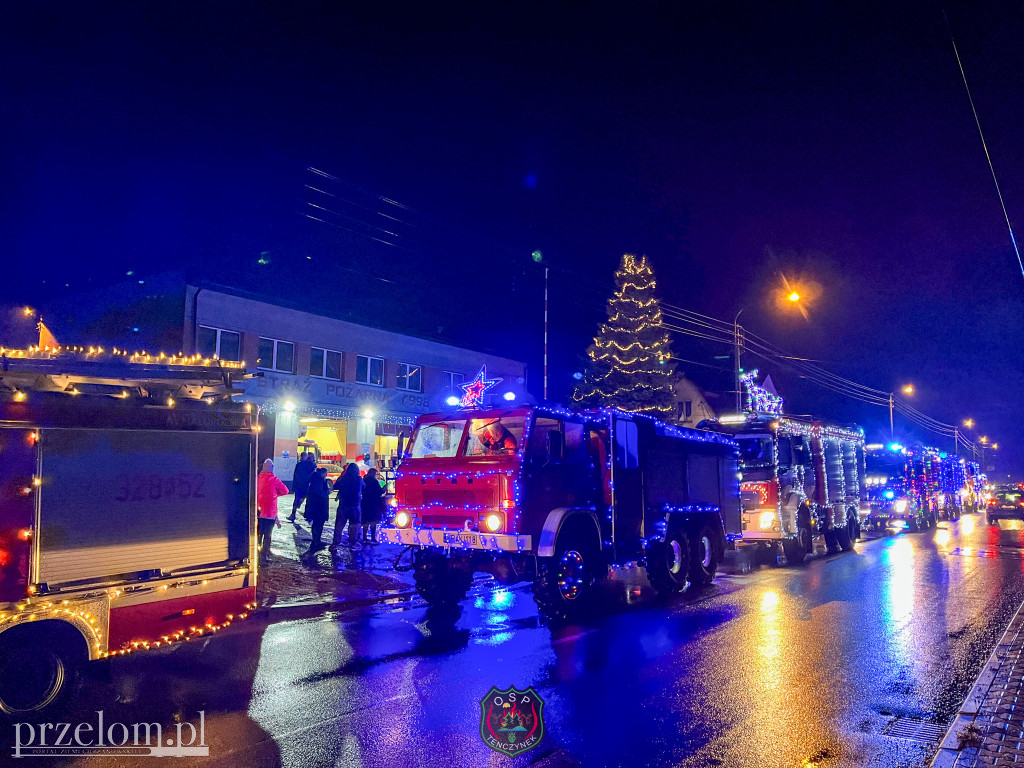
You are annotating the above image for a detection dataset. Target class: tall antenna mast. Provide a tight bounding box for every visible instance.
[943,10,1024,285]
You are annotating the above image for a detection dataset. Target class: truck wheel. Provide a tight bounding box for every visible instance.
[687,524,719,588]
[646,530,690,595]
[413,550,471,626]
[907,516,919,533]
[533,523,599,622]
[0,626,84,716]
[834,524,854,552]
[847,519,860,542]
[781,536,806,566]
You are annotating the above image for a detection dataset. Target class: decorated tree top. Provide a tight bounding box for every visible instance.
[572,254,675,415]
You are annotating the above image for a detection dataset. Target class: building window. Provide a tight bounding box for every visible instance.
[396,363,422,392]
[684,400,693,418]
[443,371,465,391]
[355,355,384,386]
[310,347,342,380]
[197,326,241,361]
[258,337,295,373]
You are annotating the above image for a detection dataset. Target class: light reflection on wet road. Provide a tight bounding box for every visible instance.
[46,514,1024,768]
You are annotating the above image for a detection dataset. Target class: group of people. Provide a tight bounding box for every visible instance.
[255,452,388,564]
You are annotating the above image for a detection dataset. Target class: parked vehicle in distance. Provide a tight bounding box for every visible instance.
[987,487,1024,525]
[379,405,740,623]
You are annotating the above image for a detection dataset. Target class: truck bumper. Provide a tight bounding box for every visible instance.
[378,527,533,553]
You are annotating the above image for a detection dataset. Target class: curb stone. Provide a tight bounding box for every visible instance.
[931,599,1024,767]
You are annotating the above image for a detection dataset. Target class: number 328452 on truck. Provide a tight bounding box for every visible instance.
[378,405,741,622]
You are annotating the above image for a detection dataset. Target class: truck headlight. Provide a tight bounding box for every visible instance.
[759,511,775,529]
[484,513,503,533]
[893,499,908,514]
[394,511,410,528]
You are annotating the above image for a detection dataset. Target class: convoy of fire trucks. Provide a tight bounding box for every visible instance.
[383,368,988,621]
[0,341,989,714]
[0,349,258,715]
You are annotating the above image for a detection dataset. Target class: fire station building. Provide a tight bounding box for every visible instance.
[185,285,527,469]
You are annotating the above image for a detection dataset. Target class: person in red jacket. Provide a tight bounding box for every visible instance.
[257,458,289,564]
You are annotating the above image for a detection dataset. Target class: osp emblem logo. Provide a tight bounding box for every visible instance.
[479,686,545,755]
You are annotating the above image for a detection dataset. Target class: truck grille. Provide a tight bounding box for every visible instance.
[420,513,479,530]
[421,489,494,507]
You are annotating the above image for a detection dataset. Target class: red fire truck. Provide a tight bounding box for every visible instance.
[705,413,867,565]
[0,350,258,714]
[378,405,740,622]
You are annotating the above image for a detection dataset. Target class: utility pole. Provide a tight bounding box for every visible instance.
[953,427,959,456]
[543,265,549,402]
[888,393,895,439]
[733,308,745,413]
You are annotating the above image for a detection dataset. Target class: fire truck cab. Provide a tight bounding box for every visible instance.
[379,405,740,622]
[0,349,257,715]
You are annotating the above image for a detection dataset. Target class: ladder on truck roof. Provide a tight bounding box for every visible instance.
[0,347,250,402]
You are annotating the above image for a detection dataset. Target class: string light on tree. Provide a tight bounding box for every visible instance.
[572,254,675,415]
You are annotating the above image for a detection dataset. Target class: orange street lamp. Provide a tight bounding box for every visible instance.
[992,443,1000,450]
[901,384,915,395]
[980,436,989,444]
[787,291,801,302]
[964,419,975,429]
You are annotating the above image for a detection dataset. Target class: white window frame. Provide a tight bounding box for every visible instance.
[257,337,295,373]
[396,362,422,392]
[310,347,343,380]
[443,371,465,392]
[197,326,241,361]
[355,354,385,386]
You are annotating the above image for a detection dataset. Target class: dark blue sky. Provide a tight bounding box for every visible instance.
[3,2,1023,473]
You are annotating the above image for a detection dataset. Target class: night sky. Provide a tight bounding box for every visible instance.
[3,2,1023,473]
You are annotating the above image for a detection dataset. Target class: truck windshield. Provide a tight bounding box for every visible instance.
[463,416,526,457]
[737,435,774,469]
[407,419,467,458]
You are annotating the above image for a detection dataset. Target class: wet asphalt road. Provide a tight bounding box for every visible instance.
[17,512,1024,768]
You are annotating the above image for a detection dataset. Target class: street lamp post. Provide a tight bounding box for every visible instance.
[733,307,745,413]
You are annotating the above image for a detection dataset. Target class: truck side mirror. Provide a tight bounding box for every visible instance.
[547,431,564,462]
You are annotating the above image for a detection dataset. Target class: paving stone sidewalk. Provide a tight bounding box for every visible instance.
[254,495,419,616]
[933,602,1024,767]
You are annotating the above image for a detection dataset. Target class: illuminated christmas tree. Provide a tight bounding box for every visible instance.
[572,254,675,415]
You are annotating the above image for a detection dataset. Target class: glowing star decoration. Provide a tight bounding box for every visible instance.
[459,366,502,409]
[741,369,784,416]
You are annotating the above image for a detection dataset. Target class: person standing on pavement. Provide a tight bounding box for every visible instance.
[361,467,385,544]
[289,452,316,523]
[304,466,331,553]
[257,458,288,564]
[331,463,363,551]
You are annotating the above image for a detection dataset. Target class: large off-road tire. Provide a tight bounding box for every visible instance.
[834,524,854,552]
[907,516,920,533]
[847,518,860,543]
[687,523,720,588]
[532,519,600,623]
[646,529,690,596]
[0,624,84,717]
[413,549,472,628]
